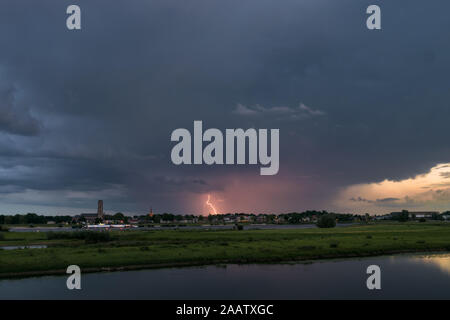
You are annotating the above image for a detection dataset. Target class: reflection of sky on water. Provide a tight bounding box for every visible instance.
[410,254,450,275]
[1,253,450,299]
[387,253,450,278]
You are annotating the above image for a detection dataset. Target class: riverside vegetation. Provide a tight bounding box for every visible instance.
[1,222,450,278]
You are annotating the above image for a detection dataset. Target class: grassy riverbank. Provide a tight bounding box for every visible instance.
[1,222,450,278]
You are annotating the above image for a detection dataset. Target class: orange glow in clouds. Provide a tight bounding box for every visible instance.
[335,163,450,213]
[206,194,218,215]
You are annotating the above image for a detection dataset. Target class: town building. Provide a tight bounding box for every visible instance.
[74,200,105,224]
[409,211,439,219]
[390,211,439,220]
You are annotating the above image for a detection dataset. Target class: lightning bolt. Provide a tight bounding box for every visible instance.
[206,194,218,215]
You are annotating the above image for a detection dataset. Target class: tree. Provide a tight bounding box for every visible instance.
[112,212,128,223]
[161,213,174,222]
[398,210,409,222]
[317,214,336,228]
[113,212,125,221]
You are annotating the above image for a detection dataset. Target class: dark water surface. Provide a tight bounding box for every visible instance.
[1,253,449,299]
[0,245,47,250]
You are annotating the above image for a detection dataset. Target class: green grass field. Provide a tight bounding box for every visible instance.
[1,222,450,278]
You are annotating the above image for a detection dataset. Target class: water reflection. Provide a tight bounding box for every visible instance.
[410,254,450,275]
[0,253,449,299]
[0,245,48,250]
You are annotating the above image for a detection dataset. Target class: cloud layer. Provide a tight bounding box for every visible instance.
[337,164,450,213]
[0,0,450,214]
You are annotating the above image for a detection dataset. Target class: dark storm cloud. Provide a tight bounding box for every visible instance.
[350,197,400,204]
[0,85,40,136]
[376,198,400,203]
[233,103,326,121]
[350,197,373,203]
[0,0,450,213]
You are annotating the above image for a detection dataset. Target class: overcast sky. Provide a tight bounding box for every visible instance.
[1,0,450,215]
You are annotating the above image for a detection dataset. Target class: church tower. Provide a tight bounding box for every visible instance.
[97,200,104,219]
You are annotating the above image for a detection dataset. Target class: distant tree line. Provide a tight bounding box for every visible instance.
[131,211,356,224]
[0,211,359,225]
[0,213,72,225]
[134,213,198,223]
[277,211,356,223]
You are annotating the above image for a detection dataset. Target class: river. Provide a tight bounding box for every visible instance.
[0,253,449,299]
